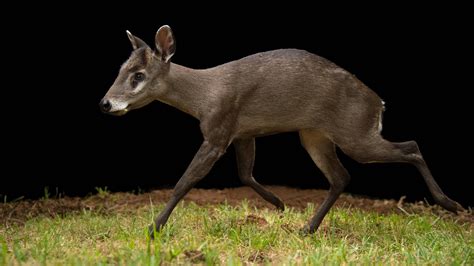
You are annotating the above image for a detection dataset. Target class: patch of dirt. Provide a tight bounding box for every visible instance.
[184,250,205,263]
[1,186,472,226]
[240,214,268,227]
[248,251,268,263]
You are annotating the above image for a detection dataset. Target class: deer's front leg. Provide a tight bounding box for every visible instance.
[149,140,227,238]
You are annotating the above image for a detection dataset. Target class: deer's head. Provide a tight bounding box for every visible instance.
[99,25,176,115]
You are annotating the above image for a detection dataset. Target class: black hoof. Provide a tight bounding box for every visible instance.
[275,200,285,211]
[443,199,465,213]
[299,225,314,235]
[435,196,465,213]
[148,224,156,240]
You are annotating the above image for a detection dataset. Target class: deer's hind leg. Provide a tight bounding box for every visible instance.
[335,132,464,213]
[299,129,351,233]
[234,138,285,210]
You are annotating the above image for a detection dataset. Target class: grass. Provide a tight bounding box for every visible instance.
[0,197,473,265]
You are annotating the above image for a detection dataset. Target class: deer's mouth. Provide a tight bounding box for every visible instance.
[109,108,129,116]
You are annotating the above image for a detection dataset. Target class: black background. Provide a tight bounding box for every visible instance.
[2,3,472,207]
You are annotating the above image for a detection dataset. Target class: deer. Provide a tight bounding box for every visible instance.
[100,25,464,238]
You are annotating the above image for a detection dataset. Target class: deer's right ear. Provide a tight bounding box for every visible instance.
[126,30,148,50]
[155,25,176,63]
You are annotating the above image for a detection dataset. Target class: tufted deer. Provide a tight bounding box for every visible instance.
[100,25,464,238]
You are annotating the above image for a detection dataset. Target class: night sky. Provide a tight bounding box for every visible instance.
[3,3,472,207]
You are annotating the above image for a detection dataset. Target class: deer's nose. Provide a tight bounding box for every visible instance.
[100,99,112,113]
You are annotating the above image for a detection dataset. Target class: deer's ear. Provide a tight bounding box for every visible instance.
[126,30,148,50]
[155,25,176,63]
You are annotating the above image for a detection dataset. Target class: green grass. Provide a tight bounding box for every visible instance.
[1,200,473,265]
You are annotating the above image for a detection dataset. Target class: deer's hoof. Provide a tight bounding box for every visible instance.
[299,225,314,236]
[436,196,465,213]
[445,199,465,213]
[148,224,156,240]
[275,200,285,212]
[148,223,165,240]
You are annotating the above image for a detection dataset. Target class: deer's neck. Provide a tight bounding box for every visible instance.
[158,63,215,120]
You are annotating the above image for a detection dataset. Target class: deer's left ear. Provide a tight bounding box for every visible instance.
[126,30,148,50]
[155,25,176,63]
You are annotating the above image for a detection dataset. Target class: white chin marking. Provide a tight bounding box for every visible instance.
[108,99,129,113]
[116,109,129,116]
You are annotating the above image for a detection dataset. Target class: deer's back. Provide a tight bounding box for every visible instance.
[209,49,384,137]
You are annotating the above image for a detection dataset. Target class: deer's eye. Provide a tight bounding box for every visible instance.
[133,72,145,82]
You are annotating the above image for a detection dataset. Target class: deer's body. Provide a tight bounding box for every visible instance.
[100,26,463,238]
[166,49,383,141]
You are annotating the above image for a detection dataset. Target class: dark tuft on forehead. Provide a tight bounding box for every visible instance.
[125,47,150,72]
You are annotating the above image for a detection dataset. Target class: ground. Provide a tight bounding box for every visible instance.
[1,186,473,264]
[1,186,472,225]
